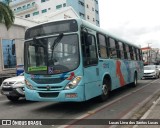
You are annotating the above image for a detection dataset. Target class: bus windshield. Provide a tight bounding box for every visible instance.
[24,34,79,74]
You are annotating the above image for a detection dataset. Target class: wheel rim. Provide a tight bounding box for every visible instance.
[102,84,108,95]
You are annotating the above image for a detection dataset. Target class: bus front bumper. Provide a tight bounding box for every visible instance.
[25,86,85,102]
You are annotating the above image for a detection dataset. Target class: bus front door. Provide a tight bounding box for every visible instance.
[82,31,101,100]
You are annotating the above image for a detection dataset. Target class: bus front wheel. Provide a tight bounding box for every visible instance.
[99,78,110,101]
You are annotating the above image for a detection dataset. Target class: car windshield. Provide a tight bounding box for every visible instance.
[24,34,79,74]
[144,66,155,70]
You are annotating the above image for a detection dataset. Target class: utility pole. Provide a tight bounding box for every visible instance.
[147,43,152,65]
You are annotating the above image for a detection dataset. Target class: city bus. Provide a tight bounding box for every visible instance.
[24,18,143,102]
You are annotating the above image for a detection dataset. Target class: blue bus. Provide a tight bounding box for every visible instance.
[24,18,143,102]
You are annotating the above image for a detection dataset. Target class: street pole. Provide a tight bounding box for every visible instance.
[147,43,152,65]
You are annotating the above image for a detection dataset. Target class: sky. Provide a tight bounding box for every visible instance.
[99,0,160,48]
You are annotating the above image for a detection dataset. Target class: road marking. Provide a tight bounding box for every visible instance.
[58,79,160,128]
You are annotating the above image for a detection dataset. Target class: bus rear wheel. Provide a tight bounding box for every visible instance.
[99,78,110,101]
[132,73,137,87]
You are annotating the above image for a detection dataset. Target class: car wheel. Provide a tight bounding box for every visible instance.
[7,96,19,102]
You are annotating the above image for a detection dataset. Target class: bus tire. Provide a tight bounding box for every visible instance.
[99,77,110,102]
[132,72,138,87]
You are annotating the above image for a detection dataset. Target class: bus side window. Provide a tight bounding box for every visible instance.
[116,41,121,59]
[134,48,138,60]
[138,49,142,60]
[123,43,127,59]
[129,46,134,60]
[137,49,140,60]
[119,42,124,59]
[109,38,117,58]
[82,32,98,66]
[126,45,131,60]
[97,33,108,59]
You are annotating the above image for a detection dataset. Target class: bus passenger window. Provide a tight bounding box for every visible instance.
[134,48,138,60]
[97,34,108,58]
[109,38,117,58]
[129,46,134,60]
[123,44,128,59]
[119,42,124,59]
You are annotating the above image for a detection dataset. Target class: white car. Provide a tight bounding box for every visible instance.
[0,73,25,101]
[143,65,160,79]
[157,65,160,71]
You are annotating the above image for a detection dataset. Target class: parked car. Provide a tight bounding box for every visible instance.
[143,65,160,79]
[0,73,25,101]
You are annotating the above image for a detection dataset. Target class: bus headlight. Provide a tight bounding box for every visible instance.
[25,80,34,90]
[65,76,82,90]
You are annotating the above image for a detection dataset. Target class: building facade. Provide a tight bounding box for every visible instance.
[9,0,100,26]
[142,47,160,65]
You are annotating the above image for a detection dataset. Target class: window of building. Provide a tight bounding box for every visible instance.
[41,0,46,3]
[79,12,85,17]
[87,15,89,19]
[56,4,62,9]
[33,11,39,16]
[95,10,99,14]
[27,4,30,8]
[17,7,21,10]
[86,4,89,8]
[79,1,84,6]
[23,5,26,9]
[93,18,95,22]
[97,34,108,59]
[96,20,99,24]
[32,2,35,6]
[25,14,30,18]
[63,3,66,7]
[92,7,94,11]
[48,8,51,10]
[95,0,98,4]
[42,9,47,13]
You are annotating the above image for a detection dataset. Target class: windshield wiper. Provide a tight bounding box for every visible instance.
[50,33,64,63]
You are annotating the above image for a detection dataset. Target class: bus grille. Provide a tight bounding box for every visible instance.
[31,78,66,84]
[38,92,59,98]
[36,86,63,91]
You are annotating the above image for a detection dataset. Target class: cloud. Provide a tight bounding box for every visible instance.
[99,0,160,49]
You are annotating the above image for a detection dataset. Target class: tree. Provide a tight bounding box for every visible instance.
[0,0,15,30]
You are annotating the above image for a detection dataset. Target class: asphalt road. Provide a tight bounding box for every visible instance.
[0,79,160,128]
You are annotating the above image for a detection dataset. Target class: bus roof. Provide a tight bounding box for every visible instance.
[79,19,140,49]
